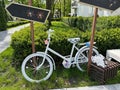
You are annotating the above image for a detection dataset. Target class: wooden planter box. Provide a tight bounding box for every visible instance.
[89,60,120,84]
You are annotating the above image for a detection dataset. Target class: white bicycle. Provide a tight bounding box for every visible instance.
[21,29,99,83]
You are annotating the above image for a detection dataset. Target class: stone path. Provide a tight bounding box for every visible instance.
[0,24,30,53]
[52,84,120,90]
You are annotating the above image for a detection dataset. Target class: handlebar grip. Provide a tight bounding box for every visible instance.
[48,29,54,33]
[47,29,54,38]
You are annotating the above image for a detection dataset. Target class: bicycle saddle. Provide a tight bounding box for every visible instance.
[68,38,80,44]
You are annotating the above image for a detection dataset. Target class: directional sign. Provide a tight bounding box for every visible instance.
[79,0,120,11]
[6,3,50,23]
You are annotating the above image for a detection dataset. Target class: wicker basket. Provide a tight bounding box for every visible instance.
[89,60,120,84]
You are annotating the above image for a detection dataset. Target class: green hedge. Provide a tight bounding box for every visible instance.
[11,22,81,67]
[76,17,92,31]
[11,23,46,67]
[0,1,7,31]
[51,18,61,21]
[79,28,120,55]
[7,20,29,28]
[11,22,120,68]
[62,16,120,31]
[96,16,120,31]
[95,28,120,55]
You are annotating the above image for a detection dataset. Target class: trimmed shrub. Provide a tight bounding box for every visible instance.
[96,16,120,31]
[7,20,29,28]
[51,18,61,21]
[0,1,7,31]
[11,21,120,68]
[76,16,84,30]
[61,17,69,25]
[95,28,120,55]
[76,17,92,31]
[68,17,78,27]
[62,17,78,27]
[77,28,120,56]
[11,23,47,67]
[62,16,120,31]
[11,22,81,67]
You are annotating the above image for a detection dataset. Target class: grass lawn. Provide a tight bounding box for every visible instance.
[0,21,120,90]
[0,47,96,90]
[0,47,120,90]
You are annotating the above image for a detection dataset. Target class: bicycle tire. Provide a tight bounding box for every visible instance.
[21,53,53,83]
[75,47,99,71]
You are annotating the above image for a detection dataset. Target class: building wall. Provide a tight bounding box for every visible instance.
[71,0,112,17]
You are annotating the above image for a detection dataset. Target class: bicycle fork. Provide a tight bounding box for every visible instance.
[36,50,48,70]
[36,40,50,70]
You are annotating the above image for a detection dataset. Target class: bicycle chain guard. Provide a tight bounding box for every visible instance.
[62,60,71,68]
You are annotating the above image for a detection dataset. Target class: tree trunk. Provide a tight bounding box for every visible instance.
[63,0,65,16]
[46,0,52,28]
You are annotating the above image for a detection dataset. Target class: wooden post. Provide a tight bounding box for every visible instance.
[28,0,35,53]
[87,8,98,73]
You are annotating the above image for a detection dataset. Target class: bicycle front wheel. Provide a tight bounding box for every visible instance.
[21,53,53,83]
[75,47,99,71]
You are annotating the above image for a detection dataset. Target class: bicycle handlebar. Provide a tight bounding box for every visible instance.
[47,29,54,34]
[47,29,54,39]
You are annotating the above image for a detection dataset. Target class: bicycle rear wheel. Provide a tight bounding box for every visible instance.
[21,53,53,83]
[76,47,99,71]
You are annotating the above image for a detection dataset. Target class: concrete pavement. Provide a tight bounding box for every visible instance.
[52,84,120,90]
[0,24,30,53]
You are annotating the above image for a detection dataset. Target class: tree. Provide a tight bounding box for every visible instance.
[16,0,45,8]
[32,0,45,8]
[16,0,28,5]
[62,0,71,16]
[53,0,71,17]
[45,0,71,27]
[63,0,65,16]
[65,0,71,16]
[46,0,55,28]
[0,0,7,31]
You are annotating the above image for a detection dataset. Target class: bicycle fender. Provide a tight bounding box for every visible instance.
[36,52,56,70]
[93,46,98,49]
[79,45,97,50]
[75,46,99,61]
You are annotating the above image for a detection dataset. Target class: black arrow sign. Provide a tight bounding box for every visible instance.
[79,0,120,11]
[6,3,50,23]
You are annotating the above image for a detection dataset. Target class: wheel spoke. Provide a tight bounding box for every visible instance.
[21,53,53,83]
[76,48,99,71]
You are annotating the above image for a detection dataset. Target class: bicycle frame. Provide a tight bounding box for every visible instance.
[47,45,77,61]
[36,31,79,70]
[21,29,99,83]
[36,29,98,70]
